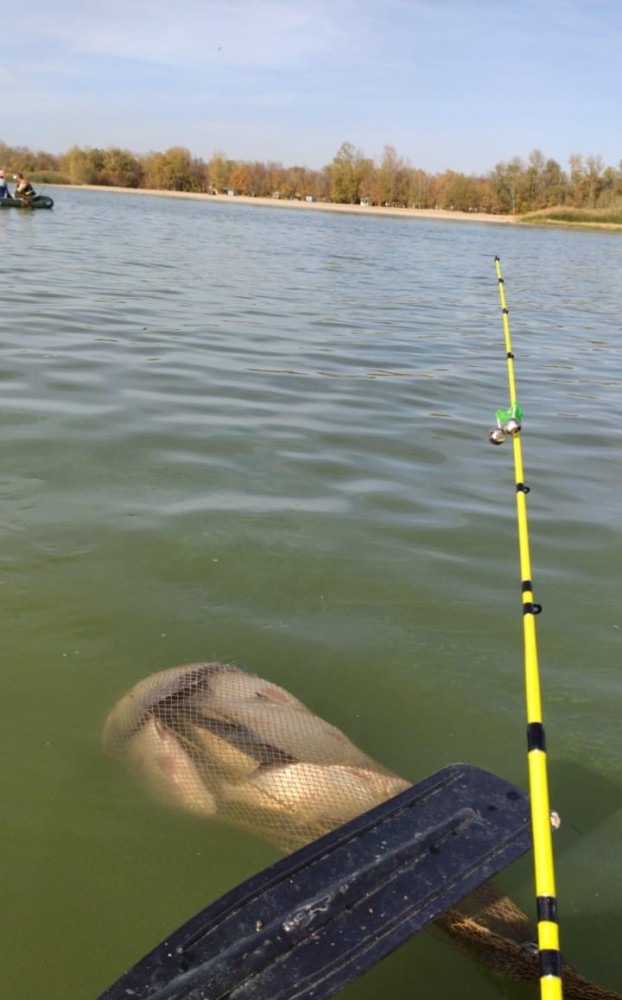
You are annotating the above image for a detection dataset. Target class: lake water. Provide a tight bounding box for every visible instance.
[1,189,620,998]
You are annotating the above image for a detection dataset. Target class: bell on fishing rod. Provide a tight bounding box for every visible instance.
[502,416,521,436]
[488,427,506,445]
[489,402,522,444]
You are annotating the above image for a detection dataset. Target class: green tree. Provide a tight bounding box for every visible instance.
[490,157,526,214]
[524,149,546,210]
[370,145,411,207]
[541,158,567,206]
[585,154,604,208]
[597,166,617,207]
[329,141,366,203]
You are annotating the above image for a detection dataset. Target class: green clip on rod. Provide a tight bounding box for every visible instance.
[490,257,563,1000]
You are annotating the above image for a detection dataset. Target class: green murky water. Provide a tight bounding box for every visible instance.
[1,190,620,998]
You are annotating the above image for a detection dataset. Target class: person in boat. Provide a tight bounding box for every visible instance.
[0,171,10,198]
[14,173,35,199]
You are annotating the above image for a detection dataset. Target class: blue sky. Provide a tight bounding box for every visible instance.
[2,0,621,174]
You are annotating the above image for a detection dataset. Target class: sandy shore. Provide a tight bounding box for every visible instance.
[52,184,516,225]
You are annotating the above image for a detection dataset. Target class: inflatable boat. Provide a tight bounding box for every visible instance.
[0,194,54,209]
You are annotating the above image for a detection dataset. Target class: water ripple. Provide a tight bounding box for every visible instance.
[2,188,621,1000]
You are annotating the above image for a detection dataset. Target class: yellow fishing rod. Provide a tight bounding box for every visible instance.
[490,257,563,1000]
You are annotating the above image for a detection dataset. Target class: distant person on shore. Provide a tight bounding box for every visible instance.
[0,171,10,198]
[14,173,35,199]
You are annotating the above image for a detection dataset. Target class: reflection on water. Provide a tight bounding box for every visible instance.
[1,190,621,998]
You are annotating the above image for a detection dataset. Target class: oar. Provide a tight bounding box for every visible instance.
[99,762,532,999]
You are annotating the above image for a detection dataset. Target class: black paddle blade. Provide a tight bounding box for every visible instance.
[99,763,532,1000]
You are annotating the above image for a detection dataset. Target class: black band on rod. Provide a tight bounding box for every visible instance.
[527,722,546,751]
[539,950,562,978]
[521,580,533,592]
[537,896,558,923]
[516,482,530,494]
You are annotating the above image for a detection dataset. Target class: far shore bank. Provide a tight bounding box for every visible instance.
[48,183,517,225]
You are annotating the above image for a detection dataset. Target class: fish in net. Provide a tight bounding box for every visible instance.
[103,662,620,999]
[103,661,407,851]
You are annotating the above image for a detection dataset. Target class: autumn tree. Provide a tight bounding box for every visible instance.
[357,172,376,205]
[567,154,587,206]
[143,147,206,191]
[358,157,380,204]
[207,151,231,193]
[245,160,268,196]
[6,136,622,215]
[436,170,479,211]
[0,141,59,177]
[374,145,410,206]
[282,165,315,199]
[264,161,286,196]
[61,146,106,184]
[102,147,142,187]
[408,169,436,209]
[229,162,254,194]
[315,165,332,202]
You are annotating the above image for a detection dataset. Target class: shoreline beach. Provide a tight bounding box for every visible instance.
[51,184,517,225]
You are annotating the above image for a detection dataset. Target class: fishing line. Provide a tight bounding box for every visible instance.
[490,257,563,1000]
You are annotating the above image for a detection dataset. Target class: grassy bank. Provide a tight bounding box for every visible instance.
[521,206,622,229]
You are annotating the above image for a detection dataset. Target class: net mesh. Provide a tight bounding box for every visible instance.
[103,662,409,851]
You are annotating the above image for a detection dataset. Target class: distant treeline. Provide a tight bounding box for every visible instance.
[2,139,622,215]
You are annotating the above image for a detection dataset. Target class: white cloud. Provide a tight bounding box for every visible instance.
[5,0,346,70]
